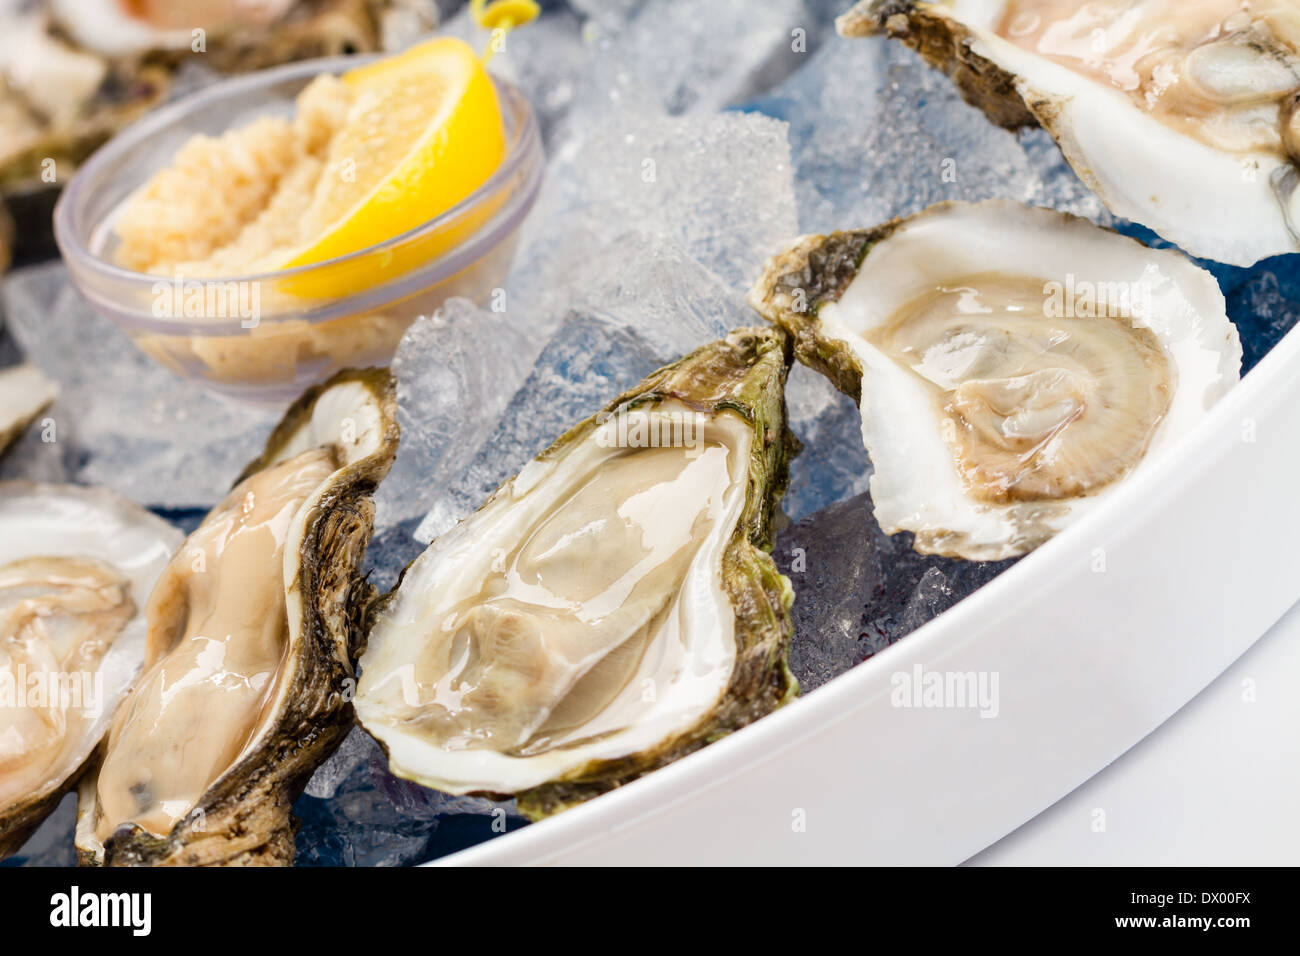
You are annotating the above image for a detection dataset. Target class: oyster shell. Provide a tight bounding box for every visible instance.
[839,0,1300,266]
[75,368,398,866]
[0,363,58,458]
[355,328,799,820]
[0,482,181,859]
[0,200,11,273]
[749,200,1241,560]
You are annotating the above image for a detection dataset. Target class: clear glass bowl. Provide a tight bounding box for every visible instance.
[54,55,543,404]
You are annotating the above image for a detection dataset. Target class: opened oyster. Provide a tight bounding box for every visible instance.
[839,0,1300,266]
[0,363,58,457]
[749,200,1241,560]
[0,482,181,859]
[356,328,799,820]
[76,368,398,866]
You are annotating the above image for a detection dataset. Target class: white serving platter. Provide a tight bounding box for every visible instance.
[431,316,1300,866]
[973,597,1300,864]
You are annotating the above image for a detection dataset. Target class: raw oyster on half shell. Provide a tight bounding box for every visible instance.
[839,0,1300,265]
[75,368,398,866]
[356,328,799,820]
[749,200,1241,560]
[0,482,181,859]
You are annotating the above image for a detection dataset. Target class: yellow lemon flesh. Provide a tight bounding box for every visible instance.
[279,36,507,274]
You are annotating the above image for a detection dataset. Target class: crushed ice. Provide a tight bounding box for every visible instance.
[3,0,1298,866]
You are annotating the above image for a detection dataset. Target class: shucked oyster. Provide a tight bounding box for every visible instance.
[0,482,181,859]
[76,368,398,866]
[356,328,799,820]
[749,201,1241,560]
[839,0,1300,266]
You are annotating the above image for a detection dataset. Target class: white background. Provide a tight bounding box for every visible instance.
[970,598,1300,865]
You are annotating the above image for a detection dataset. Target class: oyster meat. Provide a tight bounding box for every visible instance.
[356,328,799,820]
[76,368,398,866]
[0,362,58,458]
[0,482,181,859]
[839,0,1300,266]
[749,200,1241,560]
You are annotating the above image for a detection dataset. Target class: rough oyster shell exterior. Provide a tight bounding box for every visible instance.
[75,368,398,866]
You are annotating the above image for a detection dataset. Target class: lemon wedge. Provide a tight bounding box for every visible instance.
[278,36,506,279]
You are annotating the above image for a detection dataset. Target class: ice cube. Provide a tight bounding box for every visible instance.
[295,727,523,867]
[0,263,276,508]
[303,725,376,800]
[748,35,1108,235]
[782,362,873,522]
[526,109,798,290]
[774,492,1016,692]
[564,0,642,28]
[375,299,542,531]
[4,792,78,867]
[413,312,669,542]
[1223,266,1300,374]
[575,0,820,117]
